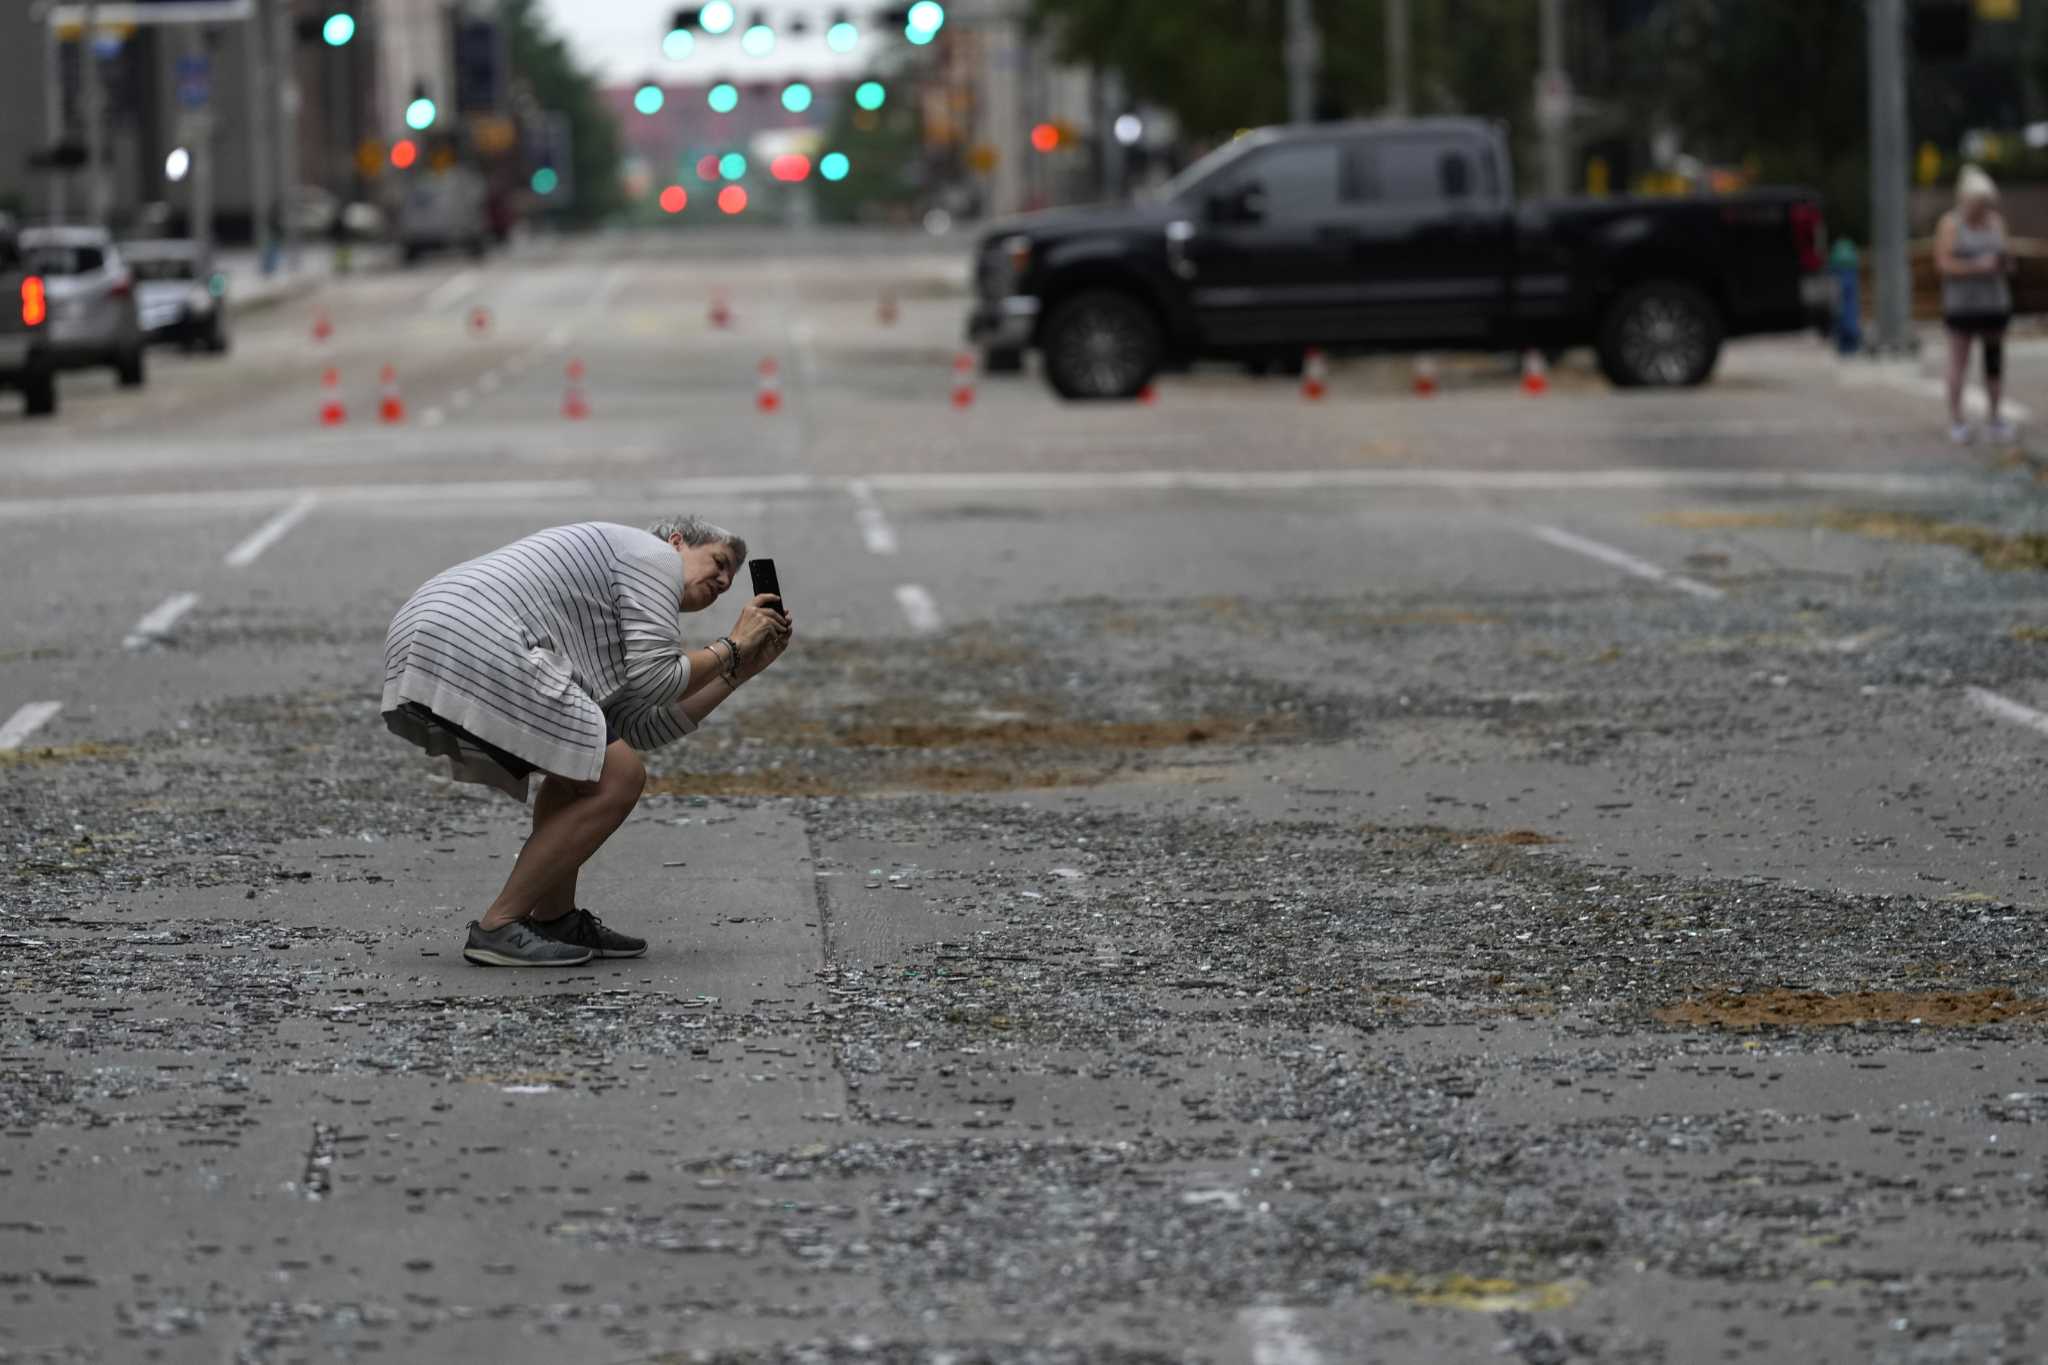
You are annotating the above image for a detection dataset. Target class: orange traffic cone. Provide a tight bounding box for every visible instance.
[1520,349,1549,396]
[317,367,347,426]
[1412,355,1439,397]
[378,364,406,424]
[950,351,976,409]
[1301,347,1328,401]
[312,311,333,342]
[756,357,782,413]
[878,290,899,326]
[709,292,733,329]
[1137,382,1158,405]
[562,358,590,420]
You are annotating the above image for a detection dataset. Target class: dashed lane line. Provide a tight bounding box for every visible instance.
[1238,1307,1324,1365]
[1966,685,2048,738]
[423,270,481,310]
[124,592,200,651]
[1524,523,1725,601]
[849,480,898,554]
[223,493,319,569]
[894,584,941,634]
[0,701,63,752]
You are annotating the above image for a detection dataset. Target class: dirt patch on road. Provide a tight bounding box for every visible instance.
[1656,987,2048,1030]
[0,742,129,769]
[1363,823,1565,849]
[1654,509,2048,573]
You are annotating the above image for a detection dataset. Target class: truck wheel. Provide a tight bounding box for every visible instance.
[1041,290,1163,401]
[22,369,56,418]
[1598,281,1722,388]
[116,345,146,388]
[982,345,1025,375]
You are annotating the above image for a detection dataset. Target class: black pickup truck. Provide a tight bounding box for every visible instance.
[969,117,1831,399]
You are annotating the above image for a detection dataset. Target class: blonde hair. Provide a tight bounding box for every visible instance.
[1957,164,1999,204]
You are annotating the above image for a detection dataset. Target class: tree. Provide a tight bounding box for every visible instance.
[500,0,625,223]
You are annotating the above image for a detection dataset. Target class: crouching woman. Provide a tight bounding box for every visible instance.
[380,515,791,966]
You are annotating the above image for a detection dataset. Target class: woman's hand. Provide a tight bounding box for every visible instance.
[730,593,791,664]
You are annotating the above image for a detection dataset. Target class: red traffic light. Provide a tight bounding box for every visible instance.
[769,153,811,182]
[659,184,688,213]
[717,184,748,214]
[1029,122,1061,153]
[391,138,419,168]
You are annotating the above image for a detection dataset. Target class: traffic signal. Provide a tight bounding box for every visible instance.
[826,12,858,52]
[662,27,694,60]
[699,0,736,34]
[634,83,666,114]
[770,153,811,181]
[405,84,437,130]
[1030,122,1060,152]
[819,151,850,181]
[390,138,419,168]
[659,185,688,213]
[781,82,813,113]
[905,1,943,43]
[708,81,739,112]
[531,167,559,195]
[718,151,747,180]
[740,13,775,56]
[854,80,886,111]
[321,12,355,46]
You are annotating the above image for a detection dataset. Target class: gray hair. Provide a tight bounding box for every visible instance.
[647,514,747,564]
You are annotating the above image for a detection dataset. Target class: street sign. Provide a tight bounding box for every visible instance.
[175,52,210,110]
[48,1,253,22]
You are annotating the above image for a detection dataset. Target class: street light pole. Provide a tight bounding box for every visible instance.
[1867,0,1914,355]
[82,0,109,224]
[1537,0,1569,197]
[1284,0,1319,125]
[1385,0,1410,118]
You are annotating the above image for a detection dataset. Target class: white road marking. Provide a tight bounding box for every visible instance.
[0,468,1982,522]
[124,591,200,651]
[791,318,821,386]
[545,325,570,349]
[450,388,474,409]
[1966,685,2048,737]
[223,493,318,569]
[478,371,501,394]
[848,480,898,554]
[1838,358,2033,422]
[1238,1307,1323,1365]
[0,701,63,752]
[1524,523,1725,600]
[894,584,941,634]
[422,407,446,426]
[424,270,480,310]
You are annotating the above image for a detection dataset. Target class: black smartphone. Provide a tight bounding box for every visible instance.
[749,558,783,610]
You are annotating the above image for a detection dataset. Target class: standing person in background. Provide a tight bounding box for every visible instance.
[1935,165,2016,446]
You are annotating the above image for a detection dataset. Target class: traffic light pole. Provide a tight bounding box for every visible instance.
[1284,0,1319,125]
[82,0,109,225]
[269,0,300,268]
[1385,0,1410,118]
[1868,0,1914,355]
[1537,0,1568,198]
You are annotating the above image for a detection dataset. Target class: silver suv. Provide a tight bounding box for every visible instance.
[19,225,145,388]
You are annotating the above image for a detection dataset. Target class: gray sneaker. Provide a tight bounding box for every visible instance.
[462,919,594,967]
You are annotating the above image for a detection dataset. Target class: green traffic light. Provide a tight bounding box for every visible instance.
[699,0,735,34]
[826,20,858,52]
[708,82,739,113]
[907,1,945,33]
[405,96,437,130]
[634,84,666,115]
[781,82,813,113]
[719,152,747,181]
[321,12,355,46]
[740,22,775,56]
[662,28,694,60]
[531,167,559,195]
[819,151,849,181]
[854,80,885,111]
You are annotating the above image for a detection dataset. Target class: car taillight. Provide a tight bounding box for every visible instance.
[109,274,133,299]
[1790,202,1825,273]
[20,275,45,327]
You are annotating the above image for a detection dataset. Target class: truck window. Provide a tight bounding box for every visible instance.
[1225,142,1345,219]
[1361,139,1478,205]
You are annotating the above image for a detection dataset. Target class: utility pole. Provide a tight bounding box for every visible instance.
[82,0,109,225]
[43,11,68,222]
[269,0,300,268]
[1385,0,1410,118]
[1284,0,1320,125]
[1097,66,1125,199]
[181,25,215,253]
[245,7,272,268]
[1536,0,1570,197]
[1867,0,1914,354]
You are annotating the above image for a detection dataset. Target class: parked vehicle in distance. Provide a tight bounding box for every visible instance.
[0,218,58,417]
[123,239,230,353]
[19,225,145,388]
[969,117,1832,399]
[396,167,489,264]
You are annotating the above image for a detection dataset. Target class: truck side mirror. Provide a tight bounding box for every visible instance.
[1208,183,1265,223]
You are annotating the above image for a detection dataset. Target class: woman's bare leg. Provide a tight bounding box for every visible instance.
[526,775,581,924]
[1946,330,1972,427]
[478,741,644,931]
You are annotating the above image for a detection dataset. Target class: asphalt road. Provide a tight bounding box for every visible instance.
[3,230,2047,1364]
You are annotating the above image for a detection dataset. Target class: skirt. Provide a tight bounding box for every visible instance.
[385,700,618,802]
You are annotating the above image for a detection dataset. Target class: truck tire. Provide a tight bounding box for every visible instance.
[1597,281,1723,388]
[1040,289,1163,401]
[982,345,1025,375]
[22,369,56,418]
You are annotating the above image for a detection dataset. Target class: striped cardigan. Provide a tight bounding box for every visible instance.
[381,522,698,792]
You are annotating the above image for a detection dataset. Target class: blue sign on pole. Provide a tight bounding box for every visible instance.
[175,52,210,109]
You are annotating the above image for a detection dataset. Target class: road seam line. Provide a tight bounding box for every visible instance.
[0,701,63,752]
[124,592,200,651]
[894,584,941,634]
[423,270,480,310]
[1966,685,2048,737]
[224,494,319,569]
[849,480,899,554]
[1524,523,1725,600]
